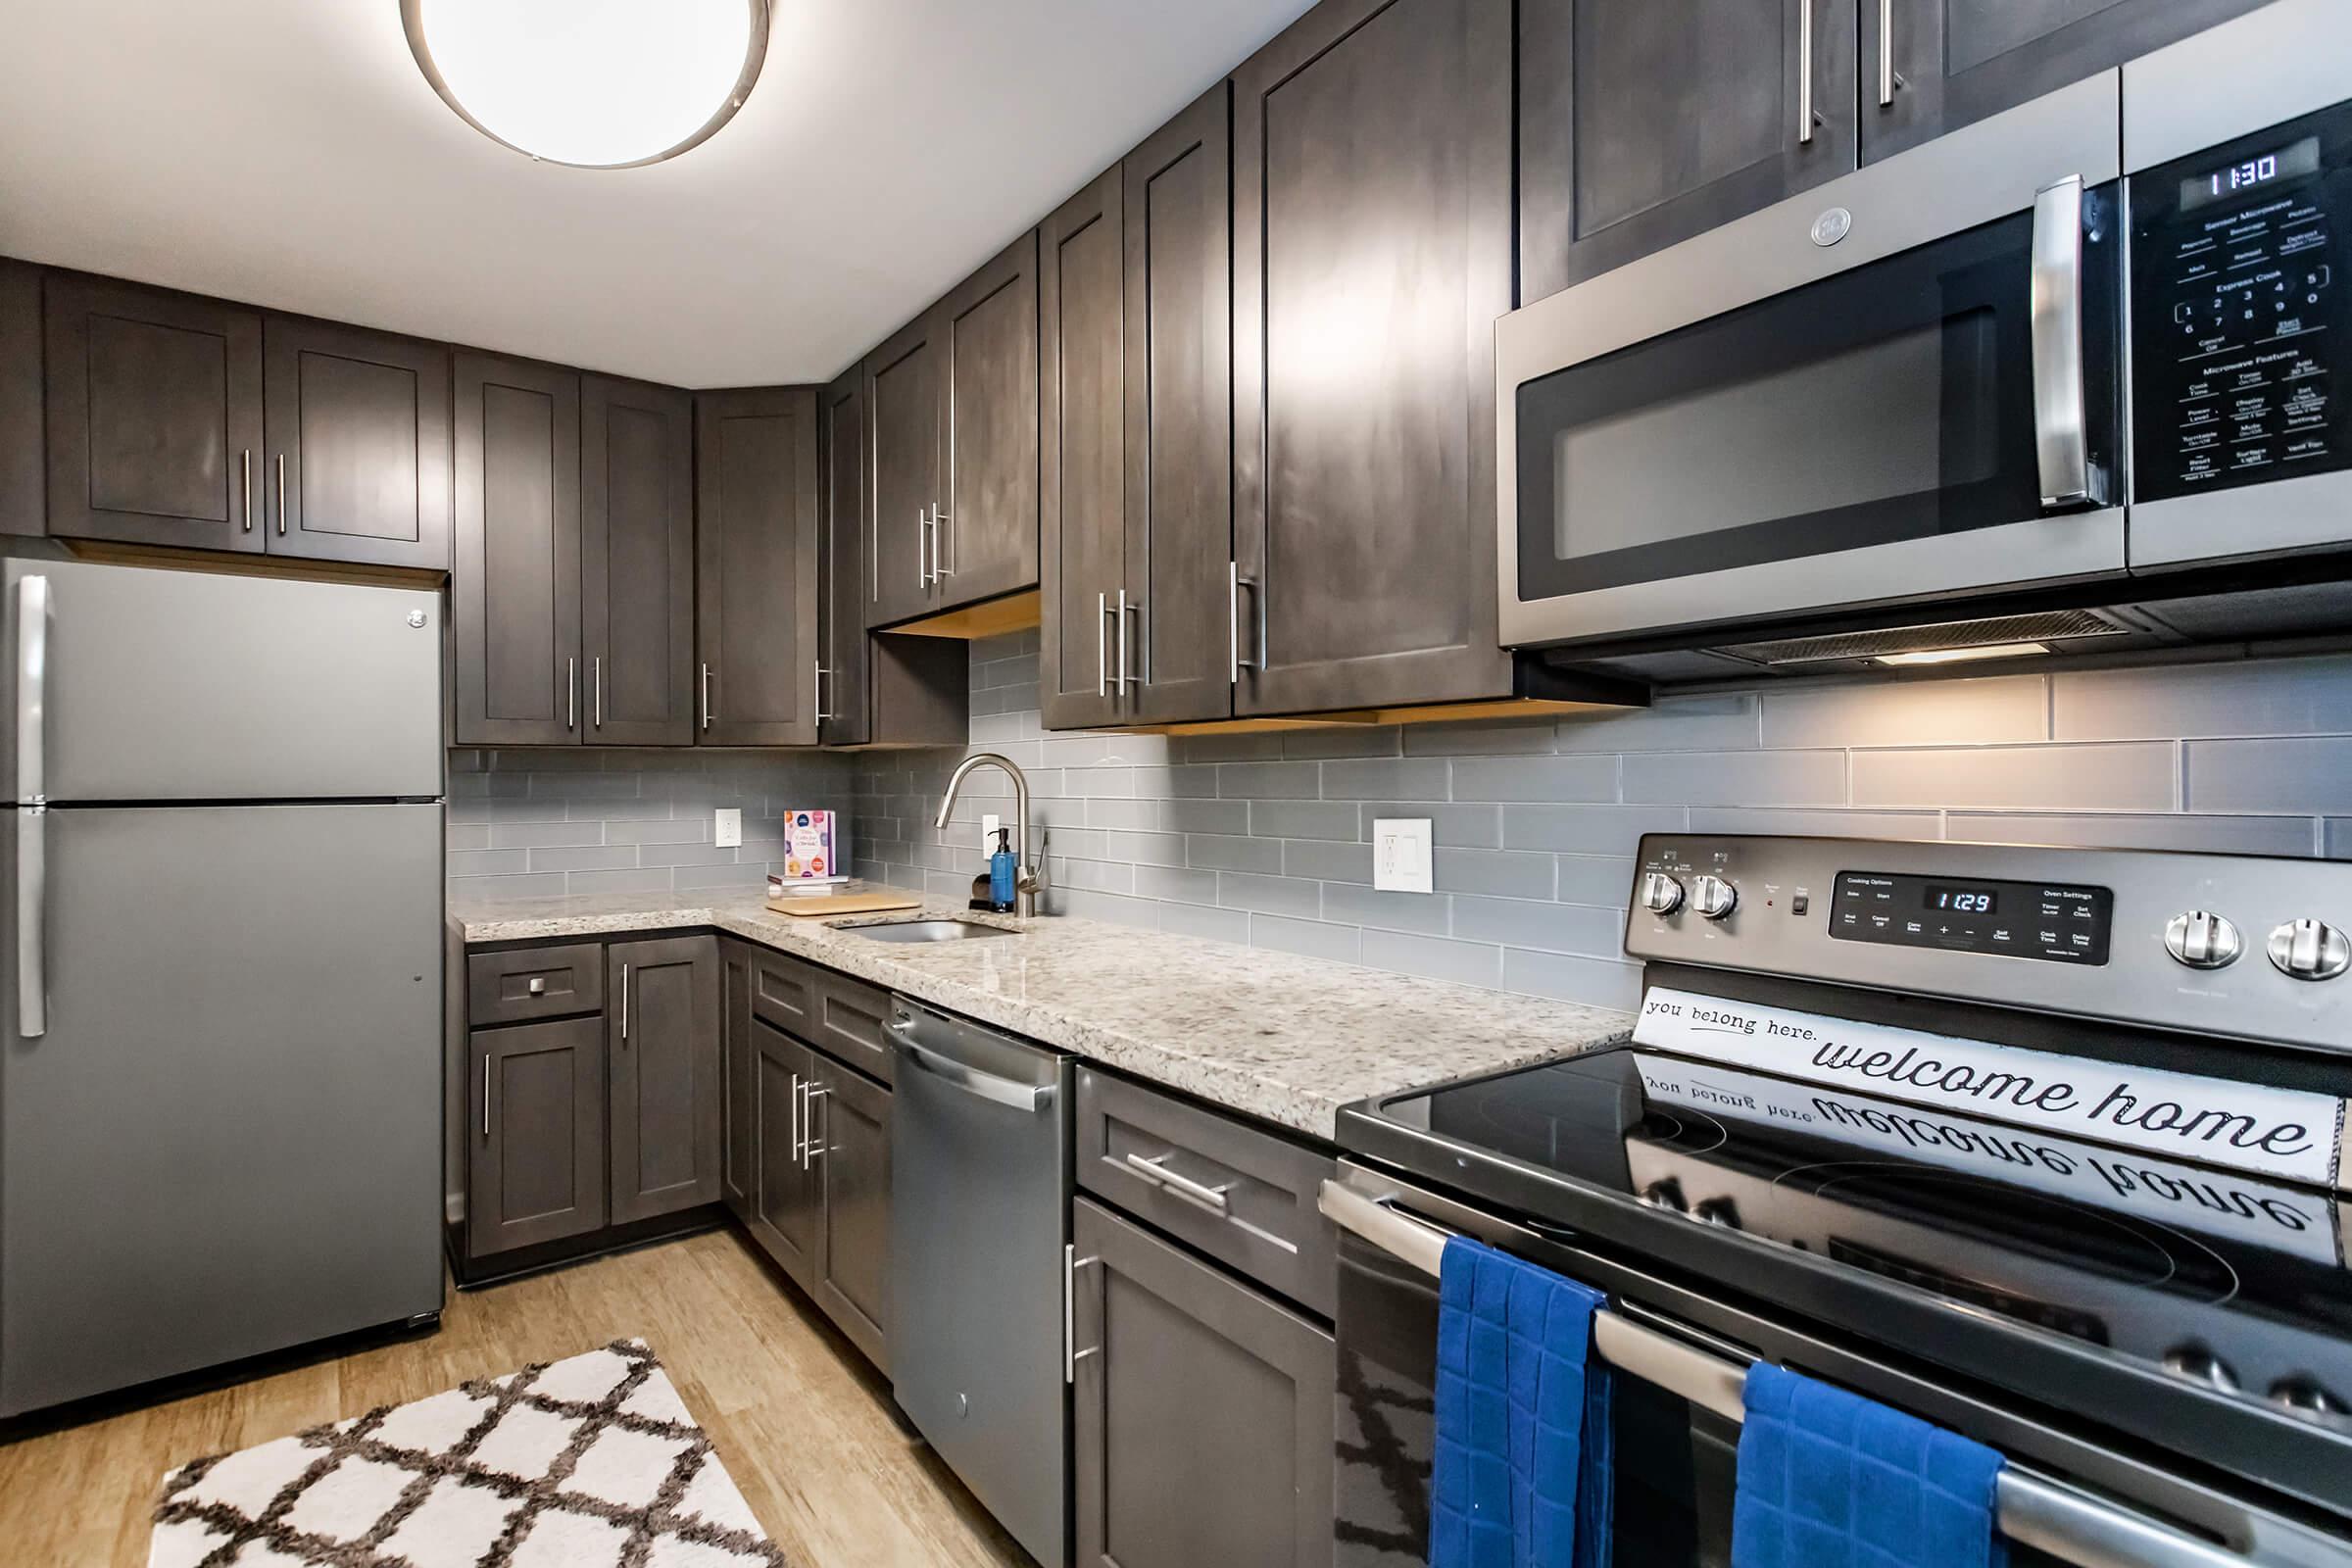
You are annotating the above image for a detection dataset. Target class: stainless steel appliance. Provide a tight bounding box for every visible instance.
[0,558,446,1417]
[887,996,1072,1568]
[1497,0,2352,674]
[1331,835,2352,1567]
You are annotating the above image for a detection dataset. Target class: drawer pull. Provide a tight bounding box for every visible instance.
[526,976,546,996]
[1124,1152,1231,1212]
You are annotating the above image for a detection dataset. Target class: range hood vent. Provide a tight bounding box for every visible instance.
[1717,609,2132,666]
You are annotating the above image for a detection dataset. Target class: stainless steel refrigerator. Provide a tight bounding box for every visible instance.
[0,558,446,1417]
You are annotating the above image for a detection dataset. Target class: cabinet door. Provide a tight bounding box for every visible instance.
[1126,84,1238,727]
[809,1059,892,1371]
[1863,0,2271,163]
[1521,0,1858,302]
[1072,1198,1335,1568]
[581,376,694,746]
[939,231,1044,611]
[467,1017,607,1257]
[1041,167,1128,730]
[819,368,872,746]
[43,274,265,552]
[720,942,754,1219]
[263,316,453,568]
[865,315,945,627]
[453,353,582,746]
[1,259,43,538]
[747,1016,820,1288]
[608,936,720,1226]
[694,386,818,746]
[1233,0,1515,717]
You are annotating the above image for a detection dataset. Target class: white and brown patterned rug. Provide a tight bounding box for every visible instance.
[148,1339,789,1567]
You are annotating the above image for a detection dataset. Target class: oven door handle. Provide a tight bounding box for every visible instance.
[1317,1180,2332,1568]
[2030,173,2094,509]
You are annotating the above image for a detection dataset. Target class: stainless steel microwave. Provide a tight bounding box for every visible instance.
[1496,0,2352,663]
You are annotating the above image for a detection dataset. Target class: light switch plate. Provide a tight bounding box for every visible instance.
[714,808,742,849]
[980,812,1003,855]
[1373,817,1434,894]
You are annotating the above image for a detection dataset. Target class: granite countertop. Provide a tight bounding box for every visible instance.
[451,888,1634,1139]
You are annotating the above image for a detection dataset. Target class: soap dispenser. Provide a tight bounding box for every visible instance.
[988,827,1017,914]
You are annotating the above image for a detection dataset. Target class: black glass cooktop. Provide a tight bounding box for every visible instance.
[1344,1042,2352,1459]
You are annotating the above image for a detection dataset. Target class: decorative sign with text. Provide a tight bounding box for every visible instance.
[1633,987,2348,1192]
[1631,1053,2344,1266]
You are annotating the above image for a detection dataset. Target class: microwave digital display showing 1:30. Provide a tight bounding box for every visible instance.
[2179,134,2323,213]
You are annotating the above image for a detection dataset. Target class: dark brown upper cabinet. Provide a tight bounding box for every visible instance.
[1520,0,1858,303]
[44,274,266,554]
[938,231,1043,612]
[0,259,41,538]
[263,316,452,569]
[866,232,1043,627]
[1232,0,1515,717]
[1862,0,2272,164]
[453,352,582,747]
[1123,85,1235,727]
[822,368,968,747]
[1040,167,1129,731]
[584,375,694,746]
[694,386,818,746]
[864,314,945,628]
[607,936,720,1226]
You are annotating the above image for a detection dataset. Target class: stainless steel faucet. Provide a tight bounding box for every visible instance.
[935,752,1046,917]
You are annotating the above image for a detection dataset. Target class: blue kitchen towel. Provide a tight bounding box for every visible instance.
[1430,1236,1614,1568]
[1732,1362,2008,1568]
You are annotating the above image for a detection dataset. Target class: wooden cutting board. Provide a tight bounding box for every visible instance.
[765,887,925,918]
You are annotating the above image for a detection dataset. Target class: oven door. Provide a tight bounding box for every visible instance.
[1496,74,2125,652]
[1328,1166,2350,1568]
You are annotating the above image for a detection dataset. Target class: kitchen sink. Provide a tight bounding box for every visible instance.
[851,919,1019,944]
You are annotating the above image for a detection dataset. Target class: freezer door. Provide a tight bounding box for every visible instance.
[2,559,442,803]
[0,803,443,1416]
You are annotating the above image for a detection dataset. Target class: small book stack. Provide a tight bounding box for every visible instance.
[767,809,848,898]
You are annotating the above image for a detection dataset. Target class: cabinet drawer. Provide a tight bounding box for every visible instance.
[808,968,894,1084]
[748,947,819,1036]
[1076,1067,1335,1317]
[467,942,604,1026]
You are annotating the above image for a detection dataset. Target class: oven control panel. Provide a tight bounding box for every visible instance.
[1625,836,2349,1054]
[2131,99,2351,502]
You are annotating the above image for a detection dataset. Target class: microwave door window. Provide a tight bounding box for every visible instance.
[1552,317,1999,561]
[1515,202,2112,608]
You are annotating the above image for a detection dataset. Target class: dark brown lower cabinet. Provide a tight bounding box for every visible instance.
[1072,1197,1335,1568]
[748,1015,821,1288]
[720,941,756,1218]
[468,1016,608,1257]
[608,936,720,1226]
[808,1058,892,1372]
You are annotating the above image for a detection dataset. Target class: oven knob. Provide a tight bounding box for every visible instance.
[2268,919,2352,981]
[1691,875,1739,921]
[2162,1345,2239,1394]
[1640,1179,1687,1213]
[2163,910,2242,969]
[2268,1378,2349,1420]
[1693,1198,1741,1229]
[1639,871,1686,916]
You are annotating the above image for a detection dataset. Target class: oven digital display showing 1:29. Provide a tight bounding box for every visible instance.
[2179,135,2323,213]
[1926,885,1996,914]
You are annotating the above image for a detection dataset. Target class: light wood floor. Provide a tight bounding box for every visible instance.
[0,1229,1032,1568]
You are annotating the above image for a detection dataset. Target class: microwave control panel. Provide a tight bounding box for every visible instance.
[2132,99,2351,503]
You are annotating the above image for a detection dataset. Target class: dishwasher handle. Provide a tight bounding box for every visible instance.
[886,1016,1055,1112]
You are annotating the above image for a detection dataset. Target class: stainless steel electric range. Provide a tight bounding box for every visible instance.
[1327,835,2352,1568]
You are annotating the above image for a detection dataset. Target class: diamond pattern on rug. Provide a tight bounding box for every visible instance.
[148,1338,789,1568]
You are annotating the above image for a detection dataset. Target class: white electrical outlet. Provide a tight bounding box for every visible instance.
[713,808,742,849]
[980,812,1003,854]
[1372,817,1434,894]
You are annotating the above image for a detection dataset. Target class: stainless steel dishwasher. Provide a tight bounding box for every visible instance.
[886,996,1071,1568]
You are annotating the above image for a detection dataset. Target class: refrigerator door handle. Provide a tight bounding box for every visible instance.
[18,573,47,806]
[19,807,43,1039]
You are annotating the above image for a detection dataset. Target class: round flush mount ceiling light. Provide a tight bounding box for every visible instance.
[402,0,769,170]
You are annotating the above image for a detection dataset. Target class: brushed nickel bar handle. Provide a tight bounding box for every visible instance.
[801,1083,829,1169]
[618,963,629,1042]
[241,450,253,531]
[1798,0,1814,145]
[275,453,286,535]
[789,1073,804,1163]
[1114,589,1132,696]
[1098,591,1109,698]
[566,658,576,730]
[593,656,603,729]
[1124,1152,1229,1212]
[1064,1245,1102,1382]
[918,507,933,588]
[1879,0,1895,108]
[700,662,713,731]
[482,1054,492,1139]
[933,505,955,578]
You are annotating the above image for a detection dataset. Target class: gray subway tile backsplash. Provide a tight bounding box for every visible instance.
[451,645,2352,1018]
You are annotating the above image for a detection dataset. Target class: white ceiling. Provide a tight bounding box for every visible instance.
[0,0,1315,387]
